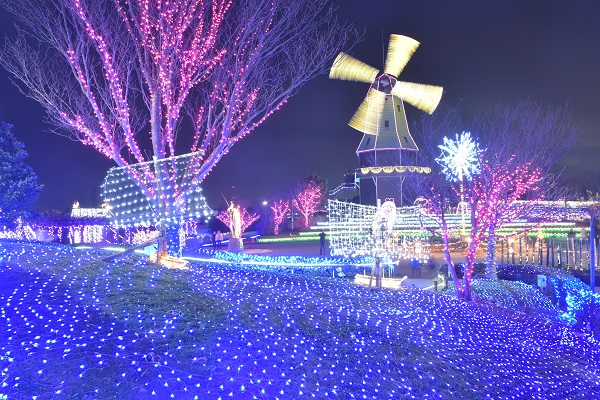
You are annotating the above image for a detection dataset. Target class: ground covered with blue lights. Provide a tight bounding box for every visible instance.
[1,242,600,399]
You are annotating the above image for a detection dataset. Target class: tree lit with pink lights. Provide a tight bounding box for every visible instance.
[216,206,259,236]
[459,155,542,299]
[418,101,580,300]
[0,0,355,252]
[270,199,290,236]
[291,176,326,229]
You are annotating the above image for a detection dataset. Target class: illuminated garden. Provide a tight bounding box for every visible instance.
[2,242,600,399]
[2,0,600,399]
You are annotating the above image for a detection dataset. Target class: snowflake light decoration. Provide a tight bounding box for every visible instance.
[436,131,483,182]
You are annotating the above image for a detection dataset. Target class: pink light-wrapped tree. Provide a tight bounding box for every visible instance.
[0,0,355,253]
[216,206,259,236]
[291,176,326,229]
[460,155,542,300]
[270,199,290,236]
[415,102,579,300]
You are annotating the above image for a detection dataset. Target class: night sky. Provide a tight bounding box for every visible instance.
[1,0,599,212]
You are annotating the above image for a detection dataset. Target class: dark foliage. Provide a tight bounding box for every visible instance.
[0,122,43,227]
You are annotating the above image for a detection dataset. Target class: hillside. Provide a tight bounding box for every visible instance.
[1,242,599,399]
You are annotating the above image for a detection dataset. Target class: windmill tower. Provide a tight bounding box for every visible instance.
[330,34,443,206]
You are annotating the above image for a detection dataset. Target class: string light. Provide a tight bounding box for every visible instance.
[2,243,600,398]
[436,131,483,182]
[270,199,290,236]
[328,200,430,261]
[101,153,213,228]
[216,207,259,236]
[292,179,325,229]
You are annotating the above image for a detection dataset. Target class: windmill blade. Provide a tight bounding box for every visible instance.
[392,81,443,115]
[348,88,387,135]
[329,52,379,83]
[384,34,420,78]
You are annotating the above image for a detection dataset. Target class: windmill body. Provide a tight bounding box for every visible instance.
[330,34,442,206]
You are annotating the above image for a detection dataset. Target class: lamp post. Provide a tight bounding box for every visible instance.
[262,201,268,220]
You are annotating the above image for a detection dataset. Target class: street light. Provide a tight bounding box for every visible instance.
[262,201,268,218]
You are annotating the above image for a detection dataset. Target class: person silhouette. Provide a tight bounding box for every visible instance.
[319,230,326,255]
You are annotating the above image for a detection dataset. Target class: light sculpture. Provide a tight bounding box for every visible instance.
[436,131,484,233]
[327,199,430,269]
[436,131,483,182]
[216,206,259,237]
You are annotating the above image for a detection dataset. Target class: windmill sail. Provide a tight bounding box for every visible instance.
[391,81,443,115]
[384,34,420,78]
[329,53,379,83]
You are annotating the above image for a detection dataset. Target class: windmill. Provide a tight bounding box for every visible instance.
[330,34,443,206]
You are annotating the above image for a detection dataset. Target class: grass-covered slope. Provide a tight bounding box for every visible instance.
[1,242,600,399]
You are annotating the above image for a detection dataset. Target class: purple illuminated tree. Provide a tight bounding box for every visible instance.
[459,155,542,299]
[291,175,326,229]
[473,101,580,278]
[216,206,259,235]
[270,199,290,236]
[416,102,579,299]
[0,0,355,252]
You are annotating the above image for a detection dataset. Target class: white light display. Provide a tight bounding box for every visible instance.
[436,131,483,182]
[0,222,36,241]
[101,152,213,227]
[328,200,430,261]
[71,208,109,219]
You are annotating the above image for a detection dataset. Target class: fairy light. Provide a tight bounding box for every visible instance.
[328,200,430,261]
[270,199,290,236]
[215,207,259,236]
[292,179,325,229]
[101,153,213,227]
[131,229,160,245]
[436,131,483,182]
[1,242,600,399]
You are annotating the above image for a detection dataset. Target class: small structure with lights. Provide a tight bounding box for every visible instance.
[70,201,111,219]
[328,199,430,288]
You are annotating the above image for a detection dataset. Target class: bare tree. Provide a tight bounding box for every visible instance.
[216,205,259,235]
[0,0,356,252]
[291,175,326,229]
[413,106,465,294]
[415,102,580,299]
[270,199,290,236]
[472,100,581,277]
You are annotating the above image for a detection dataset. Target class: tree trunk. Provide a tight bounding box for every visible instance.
[463,239,478,301]
[165,222,184,258]
[440,221,464,297]
[151,92,167,242]
[485,225,498,278]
